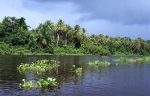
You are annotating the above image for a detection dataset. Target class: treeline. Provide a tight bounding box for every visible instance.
[0,16,150,55]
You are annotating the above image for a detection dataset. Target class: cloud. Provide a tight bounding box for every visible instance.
[0,0,149,40]
[36,0,150,25]
[0,0,85,29]
[80,19,150,39]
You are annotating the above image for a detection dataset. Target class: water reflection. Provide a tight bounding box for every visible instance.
[0,55,150,95]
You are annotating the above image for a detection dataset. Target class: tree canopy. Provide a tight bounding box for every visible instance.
[0,16,150,55]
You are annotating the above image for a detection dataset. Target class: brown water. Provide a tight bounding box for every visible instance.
[0,55,150,96]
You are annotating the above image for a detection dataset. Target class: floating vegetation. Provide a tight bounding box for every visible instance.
[75,68,82,75]
[115,57,135,62]
[72,65,82,75]
[135,57,150,62]
[20,77,57,91]
[17,59,59,74]
[101,56,108,58]
[19,79,35,89]
[88,60,111,67]
[37,77,57,88]
[115,57,150,63]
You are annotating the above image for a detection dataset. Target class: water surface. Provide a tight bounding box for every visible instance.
[0,55,150,96]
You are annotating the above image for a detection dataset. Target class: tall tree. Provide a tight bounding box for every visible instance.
[35,20,54,48]
[72,24,86,48]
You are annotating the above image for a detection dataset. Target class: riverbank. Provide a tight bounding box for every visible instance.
[0,42,149,56]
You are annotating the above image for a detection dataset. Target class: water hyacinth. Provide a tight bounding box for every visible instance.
[17,59,59,73]
[115,57,150,63]
[72,65,82,75]
[75,68,82,75]
[19,79,35,89]
[115,57,135,62]
[20,77,57,90]
[88,60,111,67]
[37,77,57,88]
[135,57,150,62]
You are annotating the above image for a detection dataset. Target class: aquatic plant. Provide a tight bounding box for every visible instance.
[17,59,59,73]
[115,57,150,63]
[37,77,57,88]
[72,65,82,75]
[115,57,135,62]
[135,57,150,62]
[102,56,108,58]
[20,77,57,90]
[19,79,35,89]
[88,60,111,67]
[75,68,82,75]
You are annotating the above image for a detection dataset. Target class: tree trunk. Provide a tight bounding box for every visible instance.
[56,34,59,46]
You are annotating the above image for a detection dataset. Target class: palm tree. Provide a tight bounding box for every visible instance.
[0,22,4,37]
[2,16,11,35]
[72,24,86,48]
[18,17,29,31]
[98,34,108,46]
[65,24,73,45]
[114,37,121,47]
[133,39,141,52]
[54,19,65,46]
[35,20,54,48]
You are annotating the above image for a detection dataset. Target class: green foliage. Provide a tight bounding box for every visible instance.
[54,45,84,55]
[0,42,12,55]
[83,43,110,55]
[20,77,57,90]
[135,57,150,62]
[20,79,35,89]
[88,60,111,67]
[73,65,82,75]
[0,16,150,56]
[75,68,82,75]
[115,57,150,63]
[115,57,135,62]
[37,77,57,88]
[10,28,30,46]
[17,59,59,74]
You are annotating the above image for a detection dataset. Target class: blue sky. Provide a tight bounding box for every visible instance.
[0,0,150,39]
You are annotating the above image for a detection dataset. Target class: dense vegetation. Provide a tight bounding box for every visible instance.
[0,16,150,55]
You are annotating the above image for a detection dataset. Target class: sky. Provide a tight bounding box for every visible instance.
[0,0,150,40]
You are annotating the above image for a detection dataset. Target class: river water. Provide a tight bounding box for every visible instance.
[0,55,150,96]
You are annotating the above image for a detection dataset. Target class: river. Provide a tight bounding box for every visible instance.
[0,55,150,96]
